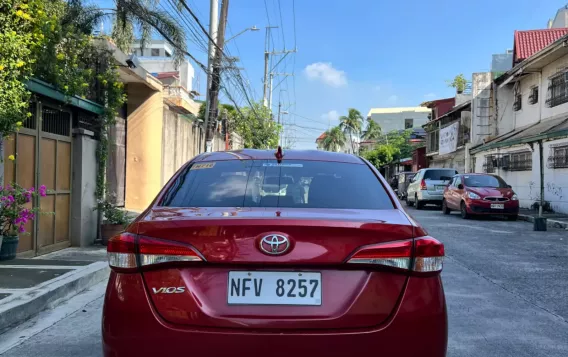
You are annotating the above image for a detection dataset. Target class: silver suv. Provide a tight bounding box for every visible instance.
[406,168,458,209]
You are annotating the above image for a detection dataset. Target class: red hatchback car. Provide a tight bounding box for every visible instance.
[102,149,447,357]
[442,173,519,220]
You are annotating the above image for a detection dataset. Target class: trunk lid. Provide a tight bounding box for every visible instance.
[138,207,414,330]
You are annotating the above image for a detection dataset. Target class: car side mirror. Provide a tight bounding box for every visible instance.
[457,184,464,190]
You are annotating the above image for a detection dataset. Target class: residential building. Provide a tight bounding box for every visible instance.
[423,99,471,173]
[132,40,199,116]
[470,31,568,214]
[549,4,568,29]
[512,29,568,66]
[366,107,430,133]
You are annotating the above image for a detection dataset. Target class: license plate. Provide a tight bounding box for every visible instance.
[436,185,445,191]
[491,203,504,209]
[227,271,322,306]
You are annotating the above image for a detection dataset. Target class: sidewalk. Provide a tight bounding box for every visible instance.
[518,208,568,229]
[0,247,109,333]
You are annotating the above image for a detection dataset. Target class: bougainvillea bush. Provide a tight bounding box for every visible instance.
[0,183,47,235]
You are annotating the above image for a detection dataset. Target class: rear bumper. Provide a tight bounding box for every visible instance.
[102,272,448,357]
[417,191,444,202]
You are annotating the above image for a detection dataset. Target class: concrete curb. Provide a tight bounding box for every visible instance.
[518,214,568,230]
[0,262,109,333]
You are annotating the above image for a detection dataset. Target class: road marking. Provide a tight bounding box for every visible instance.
[434,223,514,234]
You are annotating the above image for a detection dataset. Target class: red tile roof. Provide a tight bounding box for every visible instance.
[316,132,326,142]
[514,29,568,63]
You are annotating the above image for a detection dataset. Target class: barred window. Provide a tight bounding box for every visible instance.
[507,151,532,171]
[483,155,496,173]
[513,94,522,111]
[546,73,568,107]
[548,145,568,169]
[529,86,538,105]
[427,129,439,153]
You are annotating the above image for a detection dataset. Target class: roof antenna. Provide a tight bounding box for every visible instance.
[274,146,283,163]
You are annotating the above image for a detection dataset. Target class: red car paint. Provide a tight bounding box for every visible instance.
[443,173,519,217]
[102,150,447,357]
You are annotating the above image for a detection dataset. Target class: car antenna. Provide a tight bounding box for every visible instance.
[274,146,283,163]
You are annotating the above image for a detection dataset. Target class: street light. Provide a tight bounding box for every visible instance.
[225,26,260,43]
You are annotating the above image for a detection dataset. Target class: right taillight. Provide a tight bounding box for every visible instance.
[346,237,444,274]
[107,233,204,272]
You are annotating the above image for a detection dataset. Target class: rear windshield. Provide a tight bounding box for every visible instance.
[423,169,458,181]
[160,160,394,209]
[464,175,508,188]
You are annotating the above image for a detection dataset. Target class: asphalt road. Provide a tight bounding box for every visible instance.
[1,206,567,357]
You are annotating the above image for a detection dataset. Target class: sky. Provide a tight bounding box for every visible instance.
[102,0,568,149]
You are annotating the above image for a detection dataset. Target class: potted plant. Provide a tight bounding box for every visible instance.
[97,201,131,245]
[0,184,47,260]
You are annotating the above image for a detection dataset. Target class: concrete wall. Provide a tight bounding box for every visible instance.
[473,137,568,214]
[125,83,164,212]
[368,109,430,133]
[161,108,203,185]
[471,72,493,146]
[429,148,466,173]
[496,84,515,135]
[70,129,98,247]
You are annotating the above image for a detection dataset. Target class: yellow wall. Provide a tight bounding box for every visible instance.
[125,83,164,211]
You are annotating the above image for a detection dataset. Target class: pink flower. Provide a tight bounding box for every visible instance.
[39,185,47,197]
[18,225,25,233]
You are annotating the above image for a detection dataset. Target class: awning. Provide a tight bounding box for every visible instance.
[471,114,568,154]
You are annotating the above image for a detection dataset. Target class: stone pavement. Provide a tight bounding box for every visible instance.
[518,208,568,229]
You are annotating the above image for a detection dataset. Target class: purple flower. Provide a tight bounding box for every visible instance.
[39,185,47,197]
[18,225,25,233]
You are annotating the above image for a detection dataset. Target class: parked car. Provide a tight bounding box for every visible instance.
[442,173,519,220]
[397,171,416,200]
[103,149,447,357]
[406,168,458,209]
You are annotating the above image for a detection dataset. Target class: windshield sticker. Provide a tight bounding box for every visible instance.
[191,162,216,170]
[262,163,303,168]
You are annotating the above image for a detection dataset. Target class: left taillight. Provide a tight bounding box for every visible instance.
[107,233,203,272]
[346,237,444,274]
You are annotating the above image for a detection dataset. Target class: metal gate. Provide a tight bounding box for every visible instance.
[3,101,72,256]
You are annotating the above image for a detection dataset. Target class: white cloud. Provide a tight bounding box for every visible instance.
[387,95,398,103]
[321,110,340,124]
[424,93,437,99]
[304,62,347,87]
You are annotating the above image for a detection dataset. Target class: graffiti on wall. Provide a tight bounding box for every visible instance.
[546,182,563,200]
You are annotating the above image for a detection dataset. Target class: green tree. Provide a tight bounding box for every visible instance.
[321,126,346,152]
[447,73,467,93]
[339,108,364,153]
[110,0,187,65]
[363,118,382,141]
[232,102,281,149]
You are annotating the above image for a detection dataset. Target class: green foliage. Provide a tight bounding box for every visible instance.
[95,200,131,226]
[362,129,416,168]
[0,0,51,135]
[232,102,281,149]
[363,119,382,140]
[447,73,467,92]
[321,126,346,152]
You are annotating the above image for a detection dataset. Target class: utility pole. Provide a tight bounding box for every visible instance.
[203,0,218,153]
[268,72,294,110]
[263,26,296,109]
[205,0,229,153]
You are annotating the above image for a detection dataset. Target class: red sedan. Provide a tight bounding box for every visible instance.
[102,149,447,357]
[442,173,519,220]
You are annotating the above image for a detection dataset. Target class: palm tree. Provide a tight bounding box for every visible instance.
[322,126,346,152]
[339,108,364,153]
[363,118,382,141]
[105,0,188,65]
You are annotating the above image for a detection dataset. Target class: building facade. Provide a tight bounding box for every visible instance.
[366,107,430,133]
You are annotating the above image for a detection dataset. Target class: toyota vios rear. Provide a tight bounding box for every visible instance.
[102,150,447,357]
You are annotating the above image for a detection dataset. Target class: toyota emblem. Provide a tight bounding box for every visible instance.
[260,234,290,255]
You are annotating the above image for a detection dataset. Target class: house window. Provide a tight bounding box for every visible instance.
[506,151,532,171]
[151,48,160,56]
[529,86,538,105]
[483,155,496,173]
[546,72,568,107]
[427,130,439,153]
[513,93,522,111]
[548,145,568,169]
[404,118,413,129]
